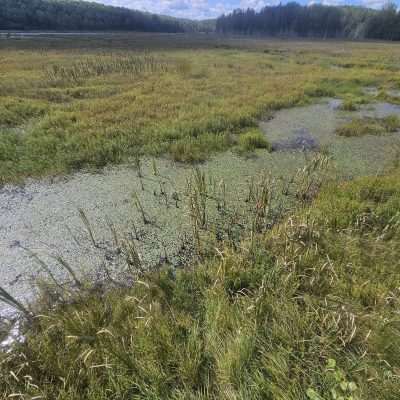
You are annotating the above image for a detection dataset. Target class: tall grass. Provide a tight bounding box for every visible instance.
[45,54,170,85]
[1,168,399,398]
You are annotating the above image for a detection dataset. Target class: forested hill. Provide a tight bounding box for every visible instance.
[0,0,189,32]
[216,2,400,41]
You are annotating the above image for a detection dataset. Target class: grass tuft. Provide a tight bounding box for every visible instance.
[237,129,272,153]
[336,115,400,137]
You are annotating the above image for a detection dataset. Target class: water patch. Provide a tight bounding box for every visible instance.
[0,32,115,39]
[259,99,344,149]
[272,128,319,151]
[358,102,400,119]
[361,86,400,102]
[327,99,343,110]
[0,319,23,350]
[387,89,400,98]
[260,98,400,152]
[2,98,400,320]
[0,152,307,318]
[362,86,379,97]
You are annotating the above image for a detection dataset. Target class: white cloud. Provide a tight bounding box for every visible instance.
[91,0,400,19]
[94,0,229,19]
[308,0,346,5]
[239,0,270,10]
[358,0,389,8]
[309,0,392,7]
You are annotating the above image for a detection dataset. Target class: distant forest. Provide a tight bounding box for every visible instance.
[0,0,191,32]
[216,2,400,40]
[1,0,400,40]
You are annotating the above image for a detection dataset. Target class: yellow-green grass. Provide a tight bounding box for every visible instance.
[1,34,400,183]
[1,168,399,399]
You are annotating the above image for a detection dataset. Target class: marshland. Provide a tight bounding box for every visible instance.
[1,30,400,399]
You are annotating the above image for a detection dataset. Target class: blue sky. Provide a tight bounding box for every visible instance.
[95,0,397,19]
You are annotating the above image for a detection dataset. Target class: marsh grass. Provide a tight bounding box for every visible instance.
[237,129,272,153]
[169,133,233,163]
[294,152,331,203]
[377,88,400,105]
[1,34,400,397]
[339,99,358,111]
[0,97,47,128]
[45,54,170,86]
[0,153,327,317]
[338,96,368,111]
[336,115,400,137]
[1,167,399,399]
[1,35,399,183]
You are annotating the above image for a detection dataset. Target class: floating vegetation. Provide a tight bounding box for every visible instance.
[0,151,331,318]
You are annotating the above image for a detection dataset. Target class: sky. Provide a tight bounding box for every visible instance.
[95,0,397,20]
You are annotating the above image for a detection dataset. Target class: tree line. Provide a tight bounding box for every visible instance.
[216,2,400,40]
[1,0,399,39]
[0,0,186,32]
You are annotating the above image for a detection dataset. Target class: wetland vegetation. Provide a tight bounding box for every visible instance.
[1,34,400,184]
[336,115,400,137]
[1,32,400,399]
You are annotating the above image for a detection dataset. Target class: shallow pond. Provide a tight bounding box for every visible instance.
[260,98,400,176]
[0,152,306,319]
[1,98,400,321]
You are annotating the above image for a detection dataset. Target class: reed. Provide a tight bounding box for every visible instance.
[253,173,273,233]
[106,216,120,249]
[0,287,31,319]
[294,152,331,203]
[45,54,170,85]
[53,256,82,288]
[78,208,97,248]
[22,247,66,297]
[121,237,143,274]
[191,168,208,228]
[132,192,150,224]
[2,34,400,398]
